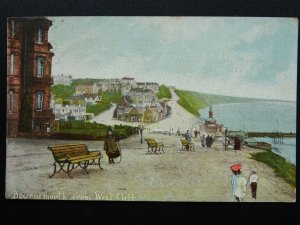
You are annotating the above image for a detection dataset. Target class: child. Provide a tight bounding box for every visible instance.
[248,169,258,199]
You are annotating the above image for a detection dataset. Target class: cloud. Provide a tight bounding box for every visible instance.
[241,19,280,43]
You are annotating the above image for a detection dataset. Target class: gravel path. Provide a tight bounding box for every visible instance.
[5,134,296,202]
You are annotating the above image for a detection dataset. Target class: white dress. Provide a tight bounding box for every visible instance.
[234,176,247,199]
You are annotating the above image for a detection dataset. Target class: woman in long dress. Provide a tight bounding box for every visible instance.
[104,128,120,164]
[234,172,247,202]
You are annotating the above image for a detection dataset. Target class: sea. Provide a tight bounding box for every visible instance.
[199,101,296,165]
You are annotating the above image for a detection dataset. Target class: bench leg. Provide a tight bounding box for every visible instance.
[146,146,151,154]
[84,161,89,174]
[49,162,58,178]
[67,163,74,178]
[98,157,103,170]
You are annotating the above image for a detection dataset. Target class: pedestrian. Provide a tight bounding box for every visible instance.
[234,170,247,202]
[185,130,192,150]
[233,136,241,150]
[103,128,120,164]
[231,169,239,199]
[201,134,206,148]
[206,135,211,148]
[248,169,258,199]
[194,130,198,138]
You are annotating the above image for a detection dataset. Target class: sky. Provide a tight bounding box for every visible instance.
[48,17,298,101]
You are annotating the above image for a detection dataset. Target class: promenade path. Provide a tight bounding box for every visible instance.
[6,133,295,202]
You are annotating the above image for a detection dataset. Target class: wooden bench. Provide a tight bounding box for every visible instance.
[144,138,164,154]
[48,144,103,178]
[180,139,195,151]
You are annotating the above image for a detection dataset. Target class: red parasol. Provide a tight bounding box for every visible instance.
[230,163,241,172]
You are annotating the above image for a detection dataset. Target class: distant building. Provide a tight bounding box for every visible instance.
[53,74,73,85]
[7,17,55,137]
[69,93,101,107]
[136,82,159,93]
[120,77,137,94]
[126,88,157,104]
[101,79,121,92]
[75,83,99,95]
[200,105,223,133]
[53,104,86,121]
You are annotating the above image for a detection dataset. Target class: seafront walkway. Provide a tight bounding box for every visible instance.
[6,132,295,202]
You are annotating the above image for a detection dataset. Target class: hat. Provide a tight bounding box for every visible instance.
[251,169,257,173]
[230,163,241,172]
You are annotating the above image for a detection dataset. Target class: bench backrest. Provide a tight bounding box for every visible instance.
[145,138,157,146]
[48,144,88,160]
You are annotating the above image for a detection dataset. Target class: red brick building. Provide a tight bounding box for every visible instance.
[7,17,54,137]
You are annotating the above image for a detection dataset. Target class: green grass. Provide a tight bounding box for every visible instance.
[101,91,122,103]
[250,151,296,187]
[174,89,254,116]
[156,85,172,99]
[51,84,75,99]
[86,102,112,116]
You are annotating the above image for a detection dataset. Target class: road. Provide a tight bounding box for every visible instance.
[90,90,201,132]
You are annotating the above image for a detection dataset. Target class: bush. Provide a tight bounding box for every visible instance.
[57,121,135,140]
[156,85,172,99]
[102,91,122,103]
[51,84,75,99]
[86,102,112,116]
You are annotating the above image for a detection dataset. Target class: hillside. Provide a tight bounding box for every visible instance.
[174,89,255,116]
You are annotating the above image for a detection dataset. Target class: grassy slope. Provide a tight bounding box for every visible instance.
[174,89,254,116]
[156,85,172,99]
[250,151,296,187]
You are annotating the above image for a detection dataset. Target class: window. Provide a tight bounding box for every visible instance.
[35,123,41,131]
[10,54,14,75]
[36,92,43,110]
[37,28,44,43]
[36,58,44,77]
[11,20,15,37]
[9,91,13,112]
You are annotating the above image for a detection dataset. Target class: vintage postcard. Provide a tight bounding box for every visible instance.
[6,17,297,202]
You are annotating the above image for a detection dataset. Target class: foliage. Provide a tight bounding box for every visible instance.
[174,89,254,116]
[86,102,112,116]
[250,151,296,187]
[51,84,75,100]
[156,85,172,99]
[101,91,122,103]
[19,92,33,132]
[58,121,135,139]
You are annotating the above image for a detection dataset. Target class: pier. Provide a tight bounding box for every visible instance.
[247,132,296,144]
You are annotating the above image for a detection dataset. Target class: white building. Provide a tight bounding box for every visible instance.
[53,104,86,121]
[70,93,101,107]
[75,83,99,95]
[136,82,159,93]
[53,74,73,86]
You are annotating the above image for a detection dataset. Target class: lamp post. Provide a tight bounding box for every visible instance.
[140,94,145,144]
[224,127,227,151]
